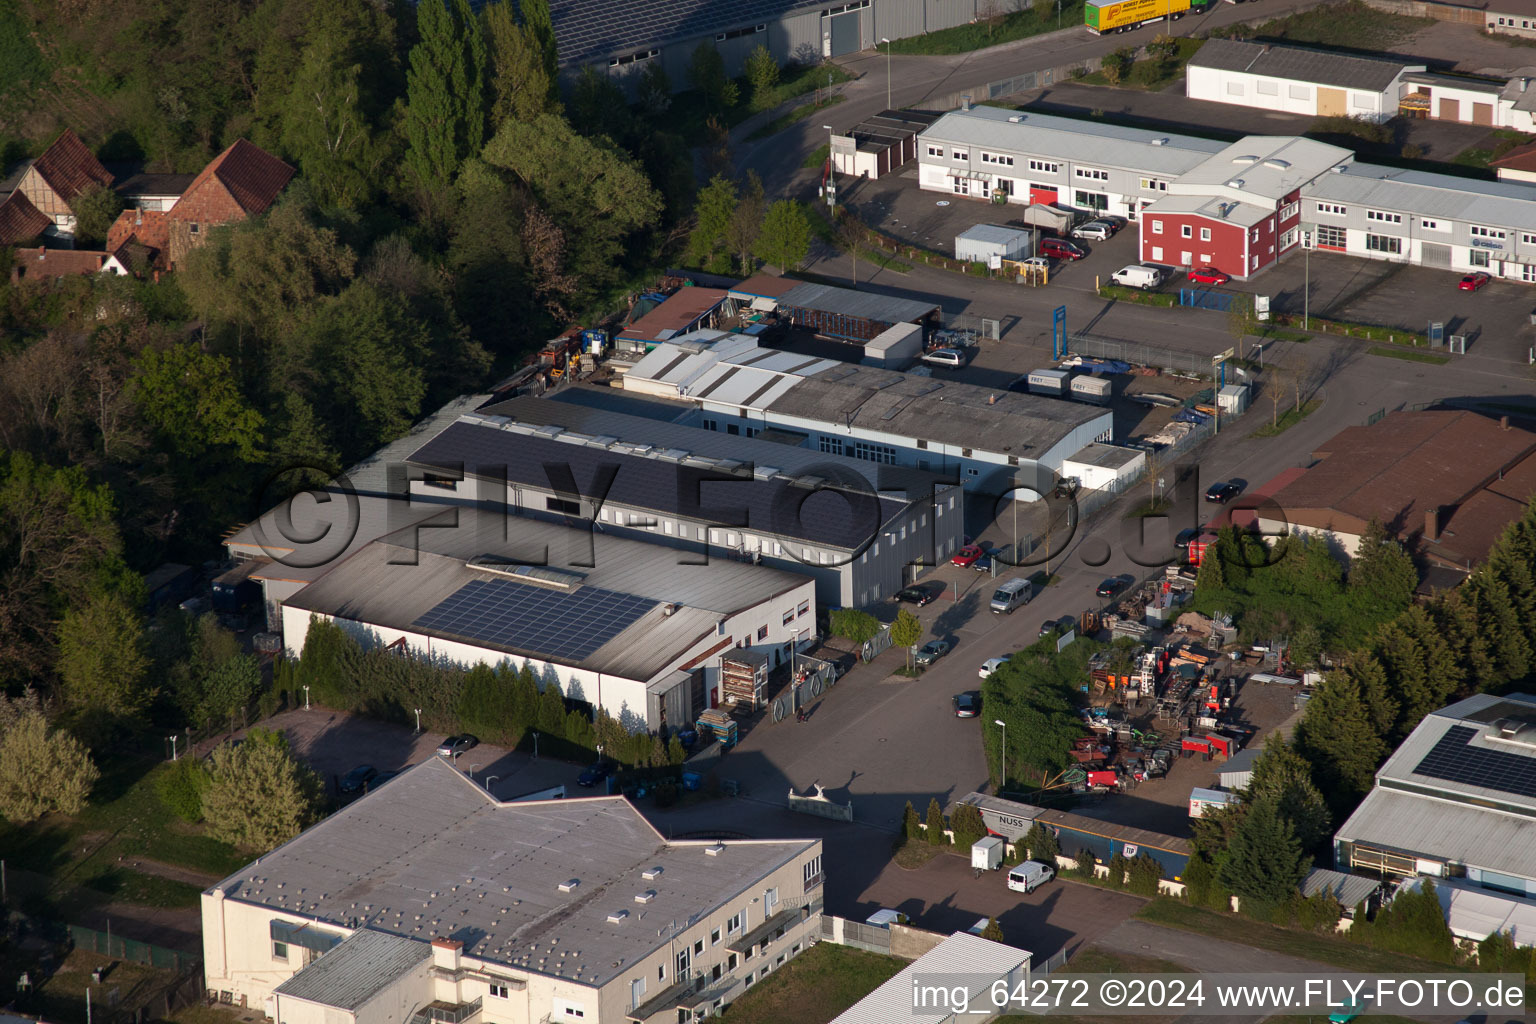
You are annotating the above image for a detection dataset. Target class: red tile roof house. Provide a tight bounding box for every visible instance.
[165,139,294,267]
[1,129,114,243]
[8,245,132,283]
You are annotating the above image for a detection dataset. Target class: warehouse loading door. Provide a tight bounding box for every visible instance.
[1474,102,1494,125]
[1421,242,1451,268]
[827,9,860,56]
[1439,96,1460,120]
[1317,87,1346,116]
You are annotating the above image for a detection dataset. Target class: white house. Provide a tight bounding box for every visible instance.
[1186,39,1423,124]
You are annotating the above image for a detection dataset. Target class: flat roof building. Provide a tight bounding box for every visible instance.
[1335,693,1536,933]
[1187,40,1423,125]
[204,758,824,1022]
[829,109,943,180]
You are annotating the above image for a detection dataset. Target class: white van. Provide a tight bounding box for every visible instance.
[1112,265,1163,290]
[989,578,1033,614]
[1007,861,1056,894]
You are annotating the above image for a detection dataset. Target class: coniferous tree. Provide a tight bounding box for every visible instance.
[1244,733,1330,854]
[1293,667,1387,815]
[1218,796,1309,909]
[519,0,560,102]
[903,800,921,839]
[453,0,487,156]
[980,918,1004,942]
[925,797,947,845]
[405,0,467,193]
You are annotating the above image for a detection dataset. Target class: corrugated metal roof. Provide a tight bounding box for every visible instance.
[830,933,1030,1024]
[1300,867,1380,910]
[1404,877,1536,943]
[777,281,939,325]
[273,929,427,1010]
[1308,162,1536,229]
[1336,788,1536,881]
[1189,39,1414,93]
[218,759,816,986]
[956,223,1029,245]
[1372,691,1536,808]
[921,106,1227,176]
[547,0,824,67]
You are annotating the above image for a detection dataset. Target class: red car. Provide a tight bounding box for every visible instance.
[1039,238,1087,261]
[1187,266,1230,286]
[951,544,984,567]
[1459,272,1491,292]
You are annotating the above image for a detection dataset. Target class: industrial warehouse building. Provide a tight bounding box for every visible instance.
[918,104,1536,282]
[553,0,1001,92]
[1186,40,1423,124]
[829,109,942,180]
[279,509,814,731]
[203,760,825,1022]
[619,335,1114,495]
[1334,693,1536,944]
[1257,410,1536,582]
[405,396,964,608]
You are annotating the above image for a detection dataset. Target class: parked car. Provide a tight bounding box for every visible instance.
[1187,266,1230,286]
[921,347,967,369]
[973,553,994,573]
[436,734,479,756]
[1174,527,1204,549]
[951,544,984,567]
[1205,480,1243,503]
[1459,272,1491,292]
[577,759,617,787]
[1006,861,1056,894]
[1039,615,1075,638]
[896,584,938,606]
[953,691,982,718]
[1040,238,1087,261]
[1071,221,1114,242]
[1096,574,1133,597]
[339,764,379,794]
[979,656,1008,678]
[1111,264,1163,289]
[914,640,951,667]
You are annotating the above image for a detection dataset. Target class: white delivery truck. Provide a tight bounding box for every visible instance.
[990,577,1033,614]
[972,835,1005,872]
[1112,264,1164,290]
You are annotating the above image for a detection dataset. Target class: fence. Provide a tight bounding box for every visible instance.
[1075,416,1215,522]
[66,923,200,973]
[1179,288,1234,313]
[821,915,894,953]
[1068,332,1217,377]
[860,623,894,663]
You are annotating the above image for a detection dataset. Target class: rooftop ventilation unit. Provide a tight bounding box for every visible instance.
[465,561,586,589]
[558,879,581,893]
[1008,114,1026,123]
[635,890,657,904]
[642,866,664,880]
[607,910,630,923]
[1264,158,1291,170]
[1151,137,1169,146]
[1231,155,1260,165]
[753,465,782,481]
[705,843,726,857]
[1330,165,1348,174]
[1226,179,1245,189]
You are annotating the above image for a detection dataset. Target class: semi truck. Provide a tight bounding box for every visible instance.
[1086,0,1210,34]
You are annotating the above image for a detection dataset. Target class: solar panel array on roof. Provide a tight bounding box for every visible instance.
[1414,725,1536,799]
[413,578,655,661]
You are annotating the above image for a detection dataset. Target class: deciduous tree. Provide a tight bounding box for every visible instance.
[132,343,265,463]
[754,200,812,271]
[687,42,738,111]
[726,171,766,276]
[744,45,779,107]
[71,184,123,247]
[688,175,737,273]
[203,727,323,852]
[56,590,152,718]
[0,711,98,823]
[891,608,922,669]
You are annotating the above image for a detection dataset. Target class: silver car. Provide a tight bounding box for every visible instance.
[1071,220,1114,241]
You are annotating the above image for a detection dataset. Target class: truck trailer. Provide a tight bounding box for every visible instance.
[1086,0,1210,34]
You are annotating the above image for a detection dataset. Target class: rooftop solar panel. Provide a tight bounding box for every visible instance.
[412,578,655,662]
[1413,725,1536,799]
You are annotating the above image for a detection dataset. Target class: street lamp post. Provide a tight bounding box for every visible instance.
[413,707,422,733]
[485,776,498,794]
[822,124,836,211]
[532,730,539,760]
[881,38,891,110]
[168,735,178,762]
[303,685,310,711]
[994,719,1008,785]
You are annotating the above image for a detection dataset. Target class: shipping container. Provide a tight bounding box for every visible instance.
[1071,375,1113,405]
[1218,384,1250,415]
[1027,368,1070,395]
[1189,787,1240,818]
[1086,0,1210,34]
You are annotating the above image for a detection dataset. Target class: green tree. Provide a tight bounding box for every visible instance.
[1244,733,1330,854]
[636,59,672,116]
[755,200,812,272]
[71,184,123,247]
[304,281,430,452]
[1101,46,1136,86]
[1348,519,1417,615]
[744,45,779,107]
[199,654,263,730]
[519,0,560,103]
[980,918,1004,942]
[925,797,947,845]
[454,0,488,156]
[1075,846,1097,878]
[203,727,323,852]
[688,175,737,273]
[482,113,664,304]
[57,590,152,718]
[155,756,211,822]
[1288,622,1322,670]
[1293,665,1388,815]
[950,803,986,849]
[1181,852,1217,908]
[485,2,554,124]
[1128,854,1162,896]
[903,800,921,839]
[403,0,484,193]
[537,680,566,734]
[0,711,98,823]
[132,343,265,463]
[726,170,765,275]
[891,608,923,670]
[1218,796,1309,910]
[1024,821,1060,863]
[280,26,388,211]
[829,609,881,644]
[687,42,738,111]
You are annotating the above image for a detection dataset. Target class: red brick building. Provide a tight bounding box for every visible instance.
[1140,136,1349,279]
[166,139,294,266]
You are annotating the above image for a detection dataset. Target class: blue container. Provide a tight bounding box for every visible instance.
[681,771,702,792]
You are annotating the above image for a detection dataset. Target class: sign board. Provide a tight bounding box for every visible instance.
[1429,321,1444,347]
[988,253,1002,270]
[1056,629,1076,652]
[1053,305,1067,359]
[1255,295,1270,322]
